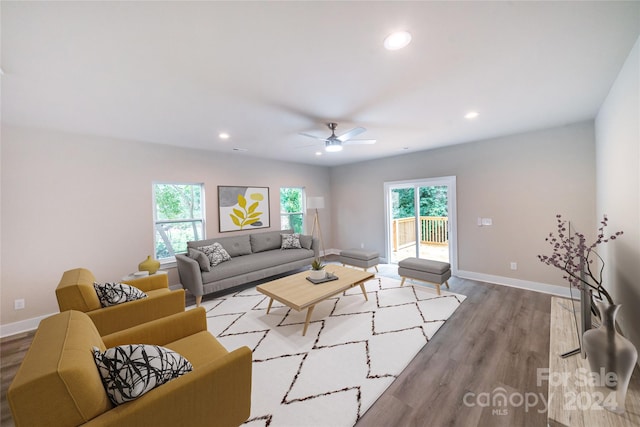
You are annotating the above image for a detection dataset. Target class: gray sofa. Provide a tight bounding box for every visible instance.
[176,229,318,305]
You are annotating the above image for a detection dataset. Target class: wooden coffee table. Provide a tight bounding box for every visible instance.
[256,264,374,336]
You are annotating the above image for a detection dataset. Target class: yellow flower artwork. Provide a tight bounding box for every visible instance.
[218,186,270,232]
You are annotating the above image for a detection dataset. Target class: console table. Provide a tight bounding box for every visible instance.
[548,296,640,426]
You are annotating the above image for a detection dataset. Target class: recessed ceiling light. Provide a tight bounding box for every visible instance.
[384,31,412,50]
[315,151,323,156]
[218,132,230,139]
[232,147,248,152]
[465,111,479,119]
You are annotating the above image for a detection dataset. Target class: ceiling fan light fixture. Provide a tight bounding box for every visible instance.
[325,141,343,152]
[384,31,412,50]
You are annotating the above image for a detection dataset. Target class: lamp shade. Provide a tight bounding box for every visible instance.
[307,196,325,210]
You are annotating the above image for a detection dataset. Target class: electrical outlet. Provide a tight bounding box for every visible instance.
[510,262,517,270]
[14,299,25,310]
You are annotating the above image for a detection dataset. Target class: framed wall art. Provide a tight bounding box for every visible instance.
[218,186,270,232]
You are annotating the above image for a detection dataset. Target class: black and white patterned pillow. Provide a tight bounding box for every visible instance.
[93,282,148,307]
[197,242,231,267]
[92,344,193,405]
[281,233,302,249]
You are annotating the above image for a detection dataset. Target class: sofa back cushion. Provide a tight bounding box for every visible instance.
[56,268,102,312]
[188,234,252,258]
[8,310,112,426]
[251,229,292,253]
[217,235,252,257]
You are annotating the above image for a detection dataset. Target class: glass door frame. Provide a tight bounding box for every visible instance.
[383,176,457,272]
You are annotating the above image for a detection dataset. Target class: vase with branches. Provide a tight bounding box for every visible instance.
[538,214,623,305]
[539,214,637,414]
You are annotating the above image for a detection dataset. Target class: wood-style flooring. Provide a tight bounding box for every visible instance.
[0,258,552,426]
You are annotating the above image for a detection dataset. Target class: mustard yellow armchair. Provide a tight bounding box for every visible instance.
[8,308,252,427]
[55,267,185,335]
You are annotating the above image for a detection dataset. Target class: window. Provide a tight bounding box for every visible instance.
[153,183,205,260]
[280,187,305,234]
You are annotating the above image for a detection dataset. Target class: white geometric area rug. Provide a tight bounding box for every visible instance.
[201,276,466,427]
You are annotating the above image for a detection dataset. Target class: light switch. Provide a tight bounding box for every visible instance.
[481,218,493,226]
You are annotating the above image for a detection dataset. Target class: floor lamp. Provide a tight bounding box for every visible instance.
[307,196,326,259]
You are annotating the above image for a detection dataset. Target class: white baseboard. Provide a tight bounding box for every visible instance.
[1,312,57,338]
[456,270,571,297]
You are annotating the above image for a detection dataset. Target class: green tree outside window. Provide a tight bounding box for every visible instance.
[280,187,304,234]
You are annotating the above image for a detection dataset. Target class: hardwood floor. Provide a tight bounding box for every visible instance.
[0,259,552,427]
[1,332,34,427]
[356,275,551,427]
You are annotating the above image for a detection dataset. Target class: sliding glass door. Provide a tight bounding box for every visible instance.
[385,177,456,267]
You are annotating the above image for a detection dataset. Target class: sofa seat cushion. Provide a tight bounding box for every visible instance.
[165,331,229,367]
[200,248,314,284]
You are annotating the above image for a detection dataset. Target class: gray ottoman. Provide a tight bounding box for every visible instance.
[398,257,451,295]
[340,249,379,272]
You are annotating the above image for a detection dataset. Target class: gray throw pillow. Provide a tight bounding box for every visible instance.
[188,248,211,272]
[299,234,313,250]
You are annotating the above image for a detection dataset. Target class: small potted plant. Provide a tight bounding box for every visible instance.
[309,258,326,280]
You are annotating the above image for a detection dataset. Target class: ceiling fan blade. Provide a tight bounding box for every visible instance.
[295,142,323,149]
[343,139,377,145]
[299,132,328,141]
[336,127,366,142]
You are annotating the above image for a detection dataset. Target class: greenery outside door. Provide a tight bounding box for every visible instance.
[385,177,457,266]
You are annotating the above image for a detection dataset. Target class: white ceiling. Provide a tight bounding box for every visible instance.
[2,1,639,166]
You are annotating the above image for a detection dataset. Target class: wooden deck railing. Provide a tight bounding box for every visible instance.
[392,216,449,251]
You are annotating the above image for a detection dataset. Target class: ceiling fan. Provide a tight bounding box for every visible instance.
[299,123,376,152]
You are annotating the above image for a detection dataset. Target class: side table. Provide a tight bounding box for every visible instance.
[121,270,168,282]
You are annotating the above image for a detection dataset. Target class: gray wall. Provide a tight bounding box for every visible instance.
[1,125,331,325]
[595,36,640,355]
[330,121,597,288]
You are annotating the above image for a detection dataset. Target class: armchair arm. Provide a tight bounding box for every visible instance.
[102,308,207,348]
[122,273,168,292]
[175,254,204,297]
[84,345,252,427]
[88,289,185,336]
